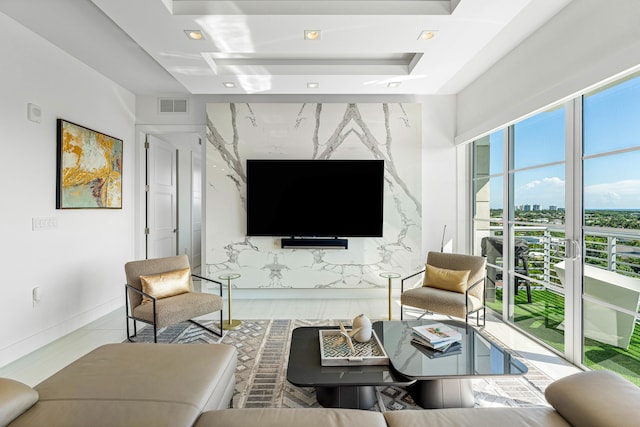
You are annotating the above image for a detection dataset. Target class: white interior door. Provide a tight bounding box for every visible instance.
[146,134,177,259]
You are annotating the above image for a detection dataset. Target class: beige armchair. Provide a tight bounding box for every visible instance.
[125,255,224,342]
[400,251,487,325]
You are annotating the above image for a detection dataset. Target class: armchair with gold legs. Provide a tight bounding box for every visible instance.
[400,251,487,326]
[124,255,224,343]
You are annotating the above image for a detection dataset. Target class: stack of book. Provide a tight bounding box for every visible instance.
[411,323,462,352]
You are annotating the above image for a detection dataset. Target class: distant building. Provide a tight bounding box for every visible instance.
[533,204,540,211]
[524,204,531,211]
[549,205,557,211]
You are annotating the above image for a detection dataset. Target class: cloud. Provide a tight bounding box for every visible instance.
[516,176,565,208]
[524,180,541,189]
[543,177,564,186]
[584,179,640,208]
[522,176,564,190]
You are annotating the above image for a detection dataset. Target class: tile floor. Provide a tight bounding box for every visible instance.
[0,298,582,387]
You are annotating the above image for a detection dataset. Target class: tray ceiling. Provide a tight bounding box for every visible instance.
[0,0,572,95]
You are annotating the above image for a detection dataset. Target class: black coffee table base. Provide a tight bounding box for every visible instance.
[315,385,377,409]
[408,378,474,409]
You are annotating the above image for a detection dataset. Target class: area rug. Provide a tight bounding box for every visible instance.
[129,319,551,411]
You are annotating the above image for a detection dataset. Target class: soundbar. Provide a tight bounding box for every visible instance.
[281,238,348,249]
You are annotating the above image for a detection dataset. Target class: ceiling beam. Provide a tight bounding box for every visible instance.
[168,1,454,16]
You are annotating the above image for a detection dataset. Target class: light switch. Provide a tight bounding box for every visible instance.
[32,217,58,231]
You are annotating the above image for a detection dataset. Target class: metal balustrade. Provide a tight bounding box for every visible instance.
[485,226,640,320]
[488,227,640,280]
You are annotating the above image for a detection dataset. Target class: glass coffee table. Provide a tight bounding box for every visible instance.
[286,326,415,409]
[372,320,528,409]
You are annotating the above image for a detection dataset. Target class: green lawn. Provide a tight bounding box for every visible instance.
[486,288,640,386]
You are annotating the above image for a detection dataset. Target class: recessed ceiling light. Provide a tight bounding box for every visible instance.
[185,30,204,40]
[418,30,438,40]
[307,82,319,88]
[223,82,236,88]
[387,82,401,88]
[304,30,321,40]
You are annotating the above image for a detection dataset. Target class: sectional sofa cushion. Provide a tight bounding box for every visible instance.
[195,408,388,427]
[545,370,640,427]
[0,378,38,426]
[9,343,236,427]
[383,407,569,427]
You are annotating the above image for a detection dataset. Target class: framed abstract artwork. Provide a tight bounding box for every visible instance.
[56,119,123,209]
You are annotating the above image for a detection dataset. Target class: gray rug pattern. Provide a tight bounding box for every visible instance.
[129,319,550,411]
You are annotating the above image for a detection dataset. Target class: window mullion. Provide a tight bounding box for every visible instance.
[566,97,584,365]
[503,126,514,321]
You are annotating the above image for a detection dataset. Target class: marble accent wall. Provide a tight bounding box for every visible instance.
[205,103,422,289]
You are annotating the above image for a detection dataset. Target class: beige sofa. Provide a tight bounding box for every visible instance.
[3,343,639,427]
[1,343,236,427]
[195,370,640,427]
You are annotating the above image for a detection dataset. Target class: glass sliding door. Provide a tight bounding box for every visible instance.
[581,72,640,385]
[509,106,568,351]
[469,69,640,383]
[472,131,505,314]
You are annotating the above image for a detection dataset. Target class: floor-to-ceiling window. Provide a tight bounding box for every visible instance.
[470,71,640,385]
[472,130,505,314]
[510,106,567,353]
[581,73,640,384]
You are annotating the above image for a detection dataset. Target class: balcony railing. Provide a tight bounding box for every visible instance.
[486,226,640,290]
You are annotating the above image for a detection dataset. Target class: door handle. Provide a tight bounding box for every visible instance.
[562,239,581,260]
[571,240,581,260]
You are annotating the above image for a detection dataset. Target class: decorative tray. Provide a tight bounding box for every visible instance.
[319,329,389,366]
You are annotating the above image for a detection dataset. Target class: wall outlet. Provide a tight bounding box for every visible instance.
[32,286,41,306]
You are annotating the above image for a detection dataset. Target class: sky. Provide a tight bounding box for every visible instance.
[487,74,640,210]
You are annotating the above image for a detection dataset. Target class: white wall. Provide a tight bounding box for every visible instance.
[0,12,136,367]
[456,0,640,144]
[421,97,457,255]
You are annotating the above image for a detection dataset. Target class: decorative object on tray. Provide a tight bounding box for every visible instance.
[351,314,372,342]
[319,329,389,366]
[411,322,462,352]
[331,322,361,354]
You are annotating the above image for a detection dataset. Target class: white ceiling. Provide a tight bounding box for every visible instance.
[0,0,572,96]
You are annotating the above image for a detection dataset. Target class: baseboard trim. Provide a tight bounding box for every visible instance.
[0,297,123,368]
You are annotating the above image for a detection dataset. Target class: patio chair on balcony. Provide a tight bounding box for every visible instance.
[481,237,532,303]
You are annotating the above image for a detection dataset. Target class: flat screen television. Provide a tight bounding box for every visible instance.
[246,159,384,237]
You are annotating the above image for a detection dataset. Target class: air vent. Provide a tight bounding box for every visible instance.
[159,98,188,113]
